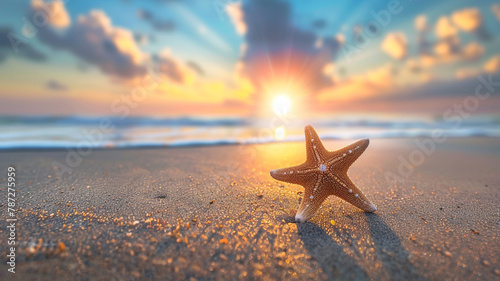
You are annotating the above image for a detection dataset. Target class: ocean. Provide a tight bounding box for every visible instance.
[0,115,499,150]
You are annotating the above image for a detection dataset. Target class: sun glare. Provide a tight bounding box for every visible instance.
[274,126,286,140]
[273,95,291,116]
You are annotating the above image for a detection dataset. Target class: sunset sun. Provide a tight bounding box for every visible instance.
[273,95,292,116]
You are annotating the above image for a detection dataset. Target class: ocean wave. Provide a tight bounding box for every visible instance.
[0,115,499,150]
[0,115,249,127]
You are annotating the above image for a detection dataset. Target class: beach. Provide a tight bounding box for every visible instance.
[0,137,499,280]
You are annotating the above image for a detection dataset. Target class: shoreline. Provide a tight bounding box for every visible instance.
[0,135,499,152]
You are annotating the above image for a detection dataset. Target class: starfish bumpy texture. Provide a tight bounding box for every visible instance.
[270,125,376,222]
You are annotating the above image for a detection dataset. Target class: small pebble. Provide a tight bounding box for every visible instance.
[443,251,452,257]
[58,242,66,252]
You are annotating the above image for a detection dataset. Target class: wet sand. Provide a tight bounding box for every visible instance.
[0,138,499,280]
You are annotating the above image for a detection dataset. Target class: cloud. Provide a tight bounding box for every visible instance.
[222,98,251,108]
[455,68,479,79]
[432,16,461,58]
[432,16,461,59]
[137,9,153,20]
[232,61,255,101]
[335,34,345,45]
[406,58,422,73]
[317,58,500,114]
[133,32,149,45]
[152,21,175,31]
[153,49,196,84]
[493,4,500,21]
[149,19,175,32]
[451,8,482,32]
[76,62,89,72]
[433,36,460,57]
[421,9,489,68]
[387,75,499,101]
[340,73,500,115]
[416,11,485,62]
[410,39,482,70]
[318,64,397,102]
[236,0,341,97]
[30,1,147,80]
[322,62,334,76]
[381,32,407,60]
[415,15,432,56]
[365,64,397,86]
[186,61,204,76]
[29,1,192,85]
[226,2,246,35]
[46,79,68,91]
[435,16,458,39]
[415,15,428,32]
[312,19,327,29]
[0,26,47,63]
[451,8,489,40]
[462,41,484,61]
[409,11,486,68]
[137,9,175,32]
[419,54,437,67]
[32,0,70,28]
[484,55,500,73]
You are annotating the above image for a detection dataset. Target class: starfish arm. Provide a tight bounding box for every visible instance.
[270,163,317,185]
[295,176,330,222]
[304,125,328,163]
[329,139,370,171]
[329,173,377,212]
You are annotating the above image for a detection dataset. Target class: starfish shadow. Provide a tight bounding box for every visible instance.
[364,213,428,281]
[297,222,369,280]
[275,214,296,223]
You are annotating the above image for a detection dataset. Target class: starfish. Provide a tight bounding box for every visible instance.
[270,125,376,222]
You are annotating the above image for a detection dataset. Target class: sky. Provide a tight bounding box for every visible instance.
[0,0,499,118]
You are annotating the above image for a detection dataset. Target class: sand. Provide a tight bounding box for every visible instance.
[0,138,499,280]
